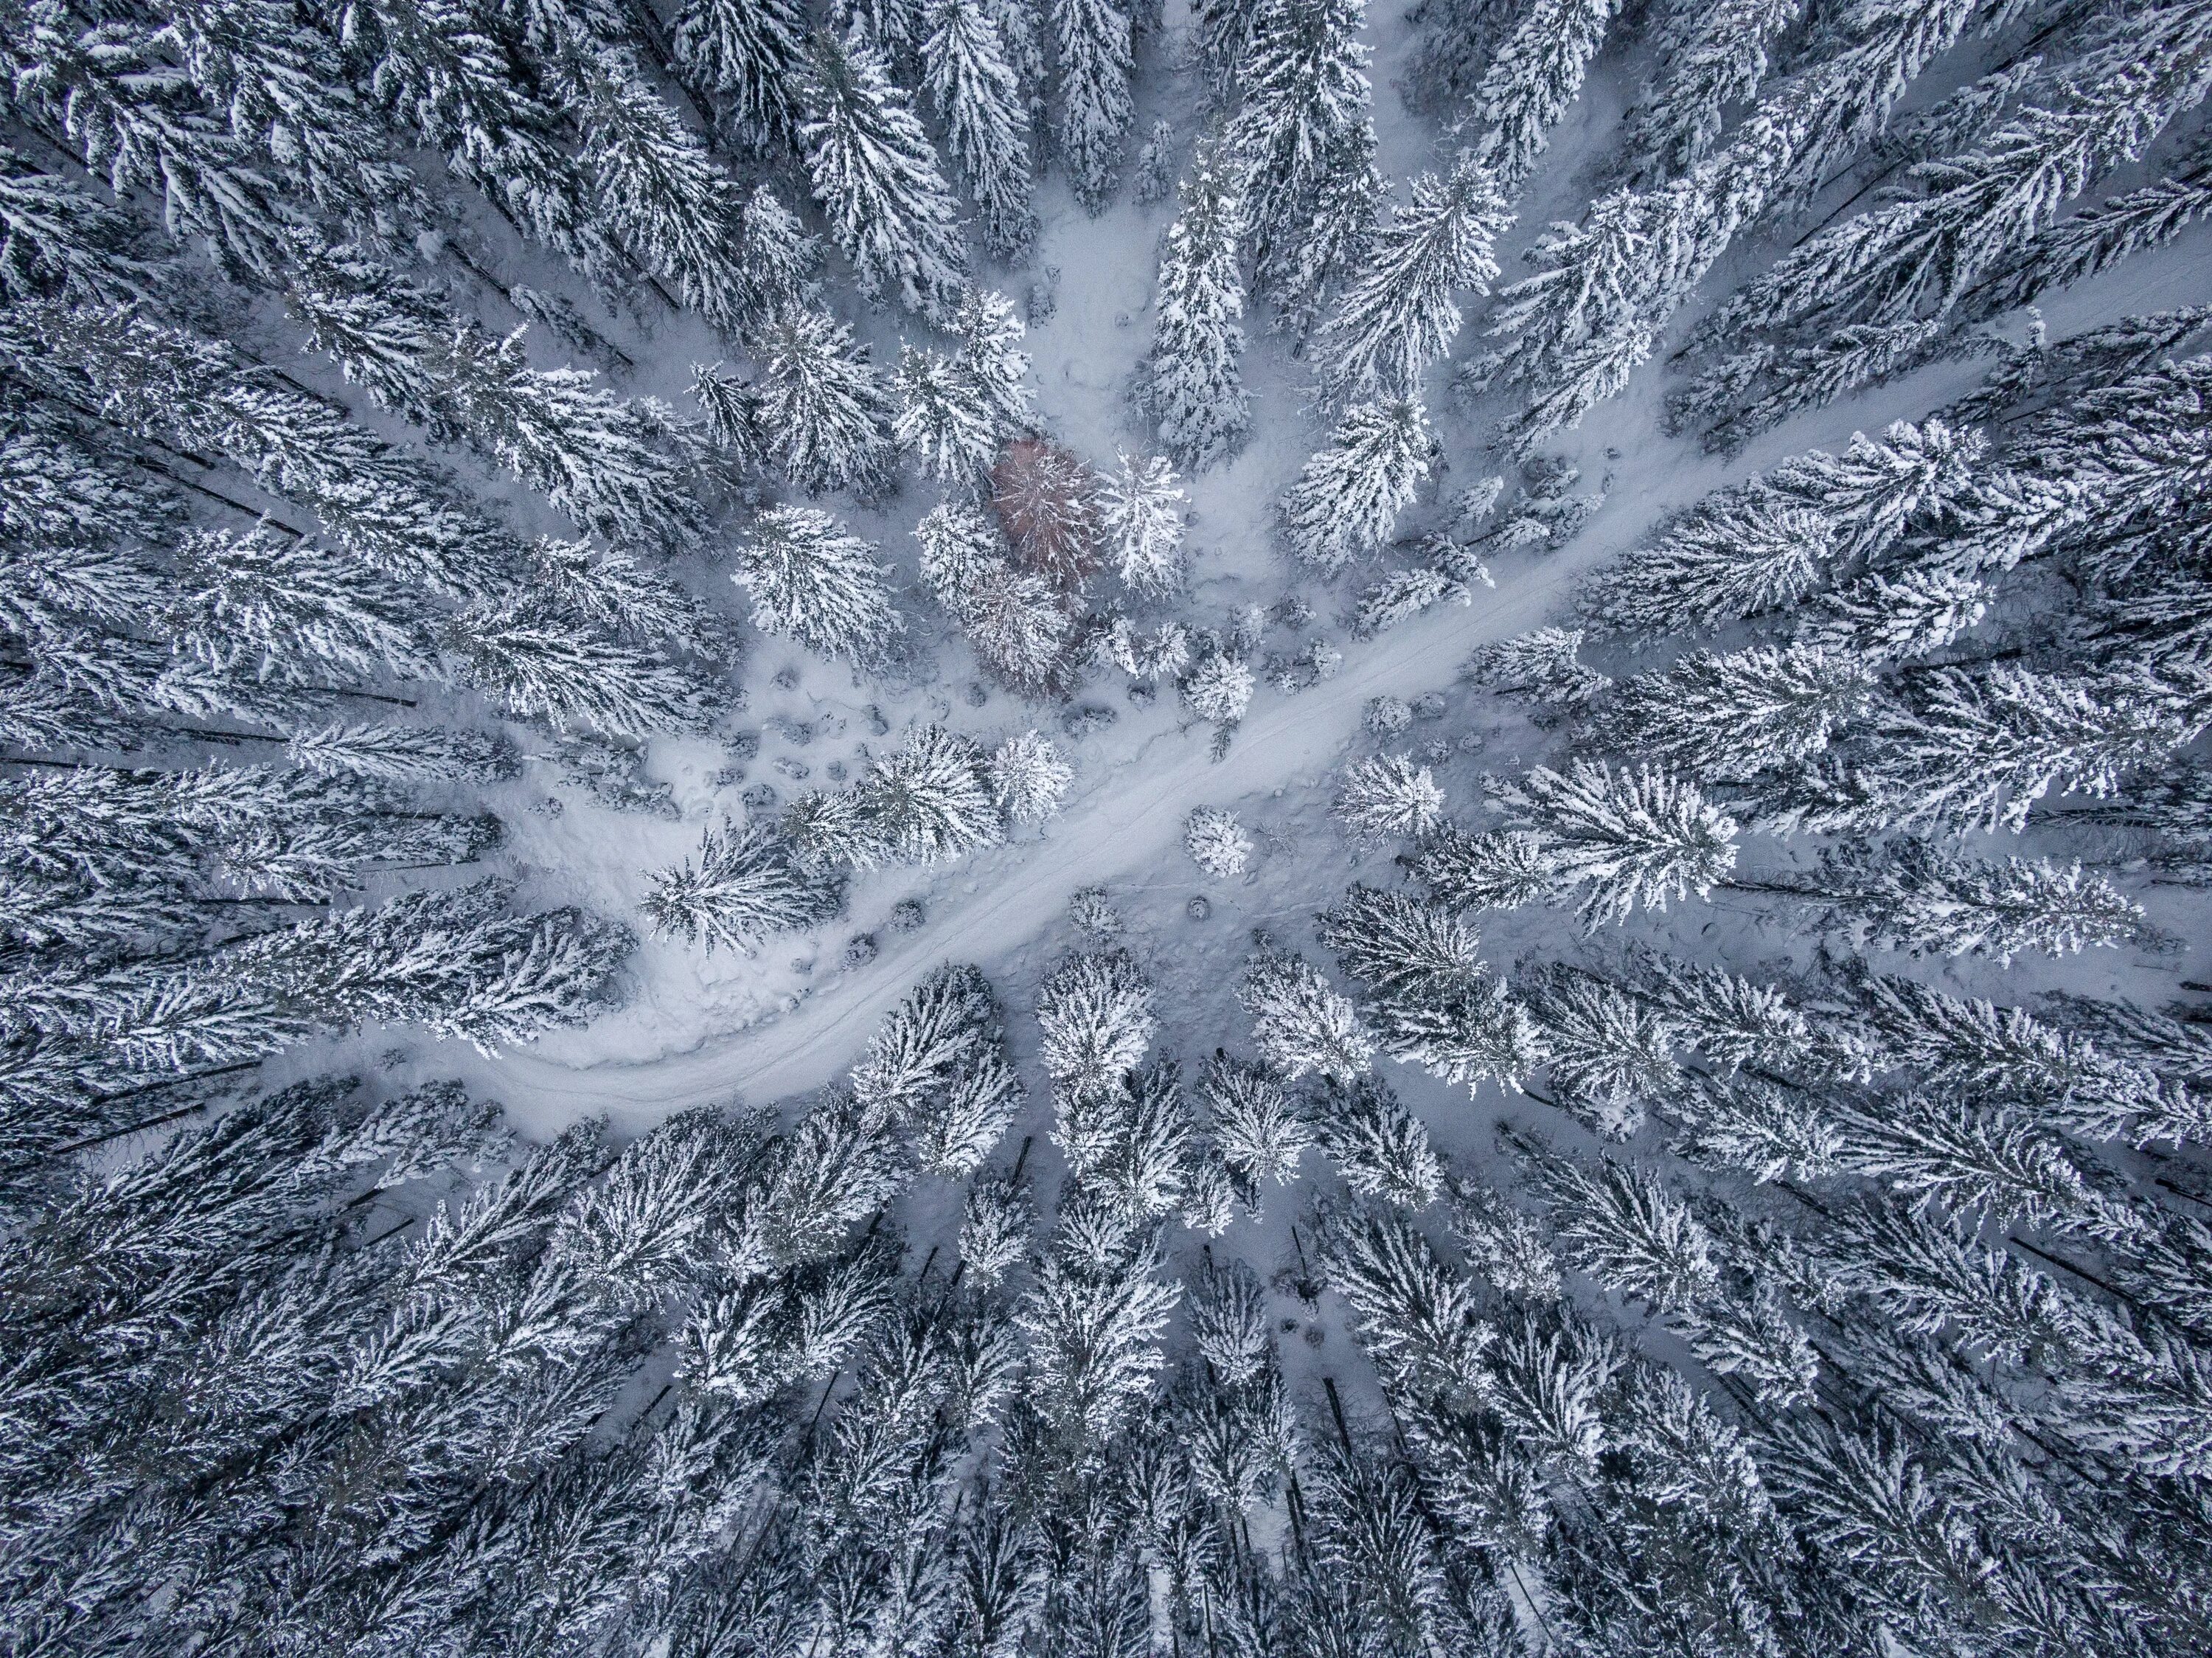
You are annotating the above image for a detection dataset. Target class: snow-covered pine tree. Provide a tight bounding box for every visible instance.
[675,0,808,149]
[574,55,762,336]
[1189,0,1257,98]
[1052,0,1135,212]
[732,507,904,665]
[1229,0,1374,303]
[1185,807,1253,878]
[753,305,899,496]
[988,730,1074,821]
[1281,399,1436,575]
[849,962,1020,1175]
[924,0,1037,257]
[1037,946,1157,1097]
[1869,662,2192,835]
[1147,136,1251,469]
[799,24,969,320]
[897,344,1001,485]
[1098,454,1186,597]
[1472,0,1621,188]
[1621,0,1803,180]
[1315,151,1509,403]
[1239,940,1374,1082]
[1333,755,1444,842]
[1497,761,1739,927]
[643,820,845,953]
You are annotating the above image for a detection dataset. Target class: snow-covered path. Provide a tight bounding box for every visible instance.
[442,538,1600,1130]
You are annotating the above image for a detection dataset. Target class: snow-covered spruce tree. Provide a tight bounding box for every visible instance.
[732,506,904,665]
[1098,454,1186,597]
[1281,398,1435,576]
[896,294,1033,489]
[1703,15,2212,355]
[1473,0,1621,189]
[1477,0,1988,447]
[1620,0,1804,181]
[754,305,899,495]
[1180,650,1255,727]
[1742,839,2148,962]
[1491,760,1740,927]
[988,730,1074,822]
[799,23,968,320]
[1239,940,1374,1083]
[1578,418,1982,635]
[1052,0,1135,212]
[1229,0,1377,312]
[1200,1052,1313,1204]
[675,0,807,149]
[1594,644,1877,783]
[849,962,1021,1176]
[643,820,845,954]
[1315,150,1509,403]
[439,603,717,736]
[917,502,1076,689]
[1318,883,1543,1094]
[1037,946,1157,1100]
[857,725,1006,864]
[961,1164,1037,1284]
[950,287,1035,437]
[1147,135,1251,468]
[1333,755,1444,842]
[923,0,1037,257]
[897,343,1001,486]
[1185,807,1253,878]
[1312,1073,1444,1209]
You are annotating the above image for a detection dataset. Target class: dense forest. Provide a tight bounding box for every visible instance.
[3,0,2210,1654]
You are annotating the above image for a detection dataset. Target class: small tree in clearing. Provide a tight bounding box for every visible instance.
[641,821,844,953]
[1099,453,1187,597]
[1183,653,1254,726]
[1185,807,1253,878]
[990,731,1074,822]
[992,437,1102,583]
[1334,755,1444,842]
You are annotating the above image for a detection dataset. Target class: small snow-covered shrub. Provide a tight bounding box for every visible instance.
[1183,653,1255,724]
[1365,695,1413,736]
[1068,886,1124,937]
[1186,808,1253,878]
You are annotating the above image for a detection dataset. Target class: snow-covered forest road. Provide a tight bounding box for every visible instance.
[454,539,1599,1130]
